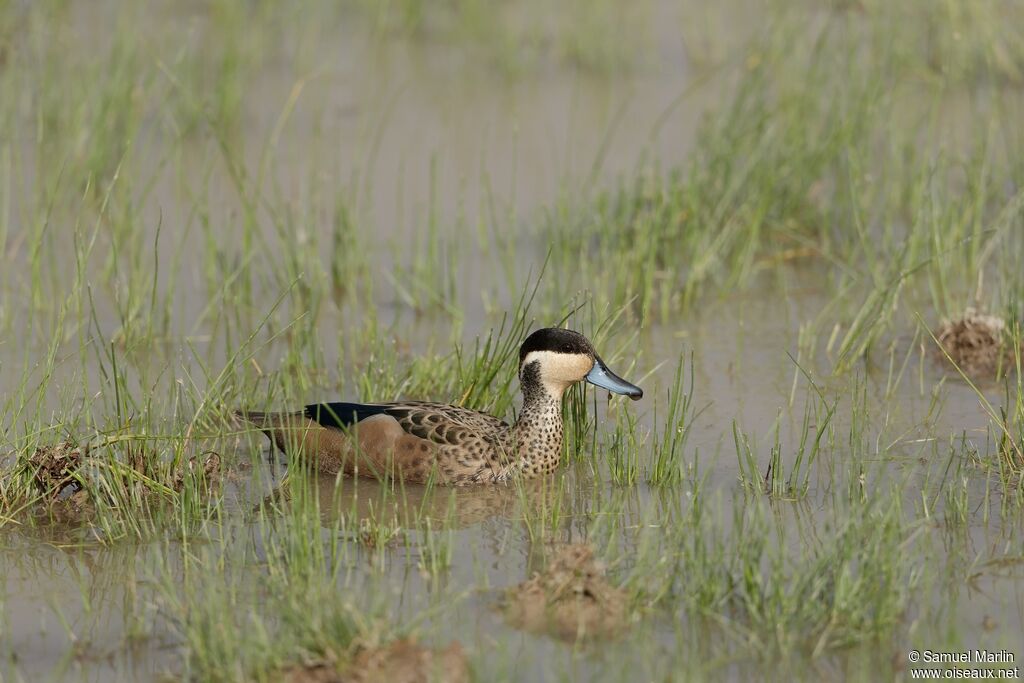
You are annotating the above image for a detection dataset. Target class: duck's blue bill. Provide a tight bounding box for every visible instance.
[585,357,643,400]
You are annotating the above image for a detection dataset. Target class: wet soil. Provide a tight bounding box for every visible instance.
[279,640,469,683]
[21,440,222,526]
[501,543,629,641]
[27,441,87,499]
[934,308,1020,378]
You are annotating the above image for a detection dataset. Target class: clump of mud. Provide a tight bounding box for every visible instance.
[26,441,93,523]
[172,451,222,492]
[19,439,223,525]
[347,640,468,683]
[501,543,629,641]
[28,440,88,497]
[934,309,1019,378]
[279,639,469,683]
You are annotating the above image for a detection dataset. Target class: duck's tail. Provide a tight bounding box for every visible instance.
[234,409,310,457]
[233,410,304,431]
[233,409,270,427]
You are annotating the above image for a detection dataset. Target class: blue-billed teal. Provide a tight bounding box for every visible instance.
[235,327,642,485]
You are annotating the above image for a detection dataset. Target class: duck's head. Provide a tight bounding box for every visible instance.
[518,328,643,401]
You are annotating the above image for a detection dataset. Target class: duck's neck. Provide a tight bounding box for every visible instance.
[509,363,565,477]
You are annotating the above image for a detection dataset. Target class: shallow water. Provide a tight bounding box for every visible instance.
[3,280,1019,680]
[2,1,1023,681]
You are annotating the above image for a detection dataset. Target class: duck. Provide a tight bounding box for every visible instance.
[235,327,643,485]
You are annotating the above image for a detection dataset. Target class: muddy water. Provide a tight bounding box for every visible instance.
[0,3,707,678]
[0,0,715,418]
[3,280,1018,681]
[2,2,1021,682]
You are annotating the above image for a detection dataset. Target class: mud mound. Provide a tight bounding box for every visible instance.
[280,660,341,683]
[347,639,468,683]
[935,309,1018,378]
[18,440,223,526]
[279,640,468,683]
[28,441,87,497]
[172,451,222,492]
[502,543,628,641]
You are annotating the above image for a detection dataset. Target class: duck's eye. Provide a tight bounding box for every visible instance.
[561,344,573,353]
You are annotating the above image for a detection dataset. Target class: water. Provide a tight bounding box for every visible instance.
[1,1,1021,681]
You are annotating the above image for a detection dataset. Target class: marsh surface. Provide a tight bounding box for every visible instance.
[1,1,1023,681]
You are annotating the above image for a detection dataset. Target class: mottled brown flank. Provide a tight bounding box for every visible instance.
[935,310,1020,378]
[501,544,629,641]
[238,370,572,484]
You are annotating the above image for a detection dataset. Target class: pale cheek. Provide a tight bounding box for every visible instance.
[552,357,593,384]
[570,357,594,381]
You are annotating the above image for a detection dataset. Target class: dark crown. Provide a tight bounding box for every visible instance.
[519,328,594,364]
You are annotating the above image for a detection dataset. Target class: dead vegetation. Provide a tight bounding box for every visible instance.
[23,440,93,523]
[11,438,223,526]
[934,309,1020,379]
[28,440,89,495]
[501,543,629,641]
[278,639,469,683]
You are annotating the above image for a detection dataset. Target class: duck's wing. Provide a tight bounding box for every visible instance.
[305,401,513,483]
[238,403,508,483]
[305,401,510,443]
